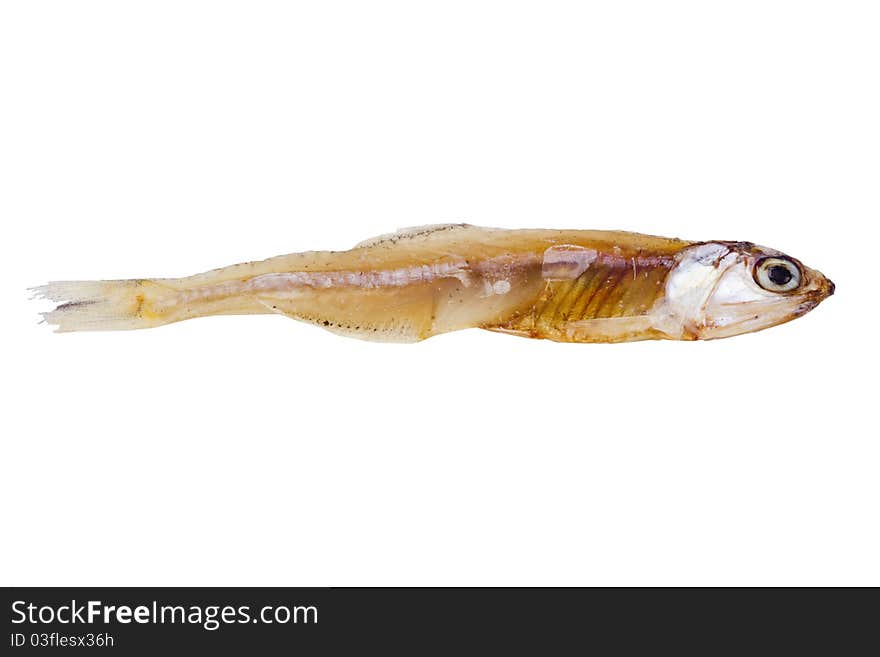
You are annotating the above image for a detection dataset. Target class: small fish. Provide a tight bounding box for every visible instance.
[34,224,834,343]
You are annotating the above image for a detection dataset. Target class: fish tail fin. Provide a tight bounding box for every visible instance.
[32,279,168,332]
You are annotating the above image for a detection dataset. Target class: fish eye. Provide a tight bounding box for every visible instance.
[754,257,802,293]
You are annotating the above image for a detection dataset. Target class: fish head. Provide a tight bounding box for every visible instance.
[657,241,834,340]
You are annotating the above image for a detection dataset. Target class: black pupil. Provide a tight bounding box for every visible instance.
[768,264,793,286]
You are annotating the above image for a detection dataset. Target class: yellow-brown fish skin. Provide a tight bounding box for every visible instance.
[36,224,834,343]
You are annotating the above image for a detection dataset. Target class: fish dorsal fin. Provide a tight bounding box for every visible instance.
[355,223,477,249]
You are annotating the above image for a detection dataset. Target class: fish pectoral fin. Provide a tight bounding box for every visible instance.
[484,315,663,343]
[561,316,661,343]
[541,245,599,280]
[354,223,479,249]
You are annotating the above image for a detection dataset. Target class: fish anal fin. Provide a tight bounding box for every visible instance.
[255,286,438,343]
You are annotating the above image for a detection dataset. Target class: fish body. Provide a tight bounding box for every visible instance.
[36,224,834,343]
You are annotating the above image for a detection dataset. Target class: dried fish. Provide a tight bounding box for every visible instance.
[34,225,834,342]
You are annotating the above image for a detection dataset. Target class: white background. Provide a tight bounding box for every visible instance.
[1,1,877,586]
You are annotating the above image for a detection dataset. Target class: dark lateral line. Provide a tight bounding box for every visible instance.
[55,300,99,311]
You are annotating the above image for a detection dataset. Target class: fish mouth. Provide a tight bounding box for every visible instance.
[799,278,836,312]
[777,286,834,320]
[701,292,828,339]
[794,298,820,317]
